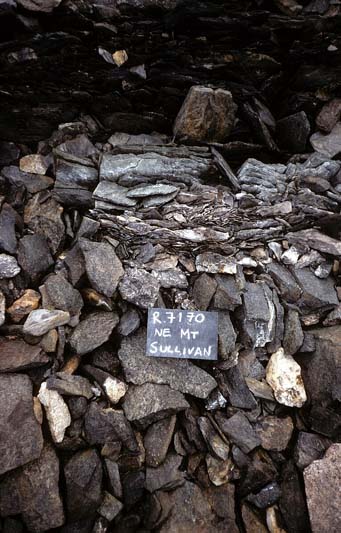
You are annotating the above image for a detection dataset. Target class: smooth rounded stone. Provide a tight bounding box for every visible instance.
[80,238,124,297]
[310,122,341,157]
[0,338,49,372]
[192,273,217,310]
[98,491,123,522]
[0,374,44,475]
[118,329,217,399]
[16,0,62,11]
[0,253,20,278]
[64,449,103,521]
[117,308,140,336]
[277,111,310,152]
[41,273,83,320]
[7,289,41,323]
[69,311,119,355]
[23,309,70,336]
[119,268,160,309]
[38,382,71,443]
[316,98,341,133]
[144,415,176,467]
[19,154,48,174]
[173,86,237,143]
[255,416,294,451]
[266,348,307,407]
[247,481,281,509]
[122,383,189,430]
[304,444,341,533]
[0,290,5,326]
[283,309,304,355]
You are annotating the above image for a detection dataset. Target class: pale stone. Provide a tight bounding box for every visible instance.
[38,382,71,443]
[266,348,306,407]
[7,289,41,323]
[19,154,48,174]
[113,49,128,67]
[23,309,70,336]
[103,376,128,404]
[0,290,5,327]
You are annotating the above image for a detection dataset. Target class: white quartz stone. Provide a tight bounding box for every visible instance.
[266,347,307,407]
[38,382,71,443]
[103,376,128,404]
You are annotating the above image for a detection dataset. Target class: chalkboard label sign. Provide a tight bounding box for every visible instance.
[146,308,218,360]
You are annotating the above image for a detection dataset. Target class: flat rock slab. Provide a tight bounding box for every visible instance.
[304,444,341,533]
[69,311,119,355]
[0,374,43,475]
[0,339,49,372]
[80,238,124,297]
[118,329,217,398]
[123,382,189,429]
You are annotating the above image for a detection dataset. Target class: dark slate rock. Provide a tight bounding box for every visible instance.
[69,312,119,355]
[64,449,103,521]
[246,481,281,509]
[279,460,310,533]
[265,262,301,303]
[0,373,43,475]
[144,415,176,467]
[84,402,138,452]
[294,267,338,310]
[304,444,341,533]
[24,195,65,255]
[47,372,93,399]
[239,450,277,497]
[42,272,83,320]
[216,365,257,409]
[0,141,20,166]
[294,431,330,470]
[255,416,294,452]
[118,329,217,399]
[309,405,341,438]
[80,239,124,298]
[117,308,140,336]
[122,383,189,430]
[0,338,49,372]
[192,273,217,310]
[122,471,145,508]
[145,452,184,493]
[98,491,123,522]
[283,309,304,355]
[213,274,242,310]
[241,281,275,348]
[54,154,98,207]
[218,310,237,361]
[17,234,54,284]
[104,459,122,499]
[0,203,17,254]
[277,111,310,152]
[216,412,261,454]
[67,397,88,420]
[1,165,54,194]
[198,416,230,460]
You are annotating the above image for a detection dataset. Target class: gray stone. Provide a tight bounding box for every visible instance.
[310,122,341,157]
[145,452,184,493]
[198,416,230,461]
[241,282,275,348]
[0,338,49,372]
[117,308,140,336]
[38,382,71,443]
[196,252,237,274]
[57,134,98,158]
[0,203,17,254]
[24,195,65,255]
[294,431,330,470]
[213,274,242,310]
[127,184,178,197]
[119,268,160,308]
[47,372,93,399]
[93,181,137,207]
[216,412,261,454]
[98,491,123,522]
[0,253,20,278]
[1,165,53,194]
[192,273,217,310]
[173,86,237,143]
[69,312,119,355]
[41,272,83,321]
[287,228,341,256]
[255,416,294,451]
[304,444,341,533]
[144,415,176,467]
[247,482,281,509]
[16,0,62,12]
[153,268,188,289]
[266,262,301,303]
[23,309,70,336]
[0,374,43,475]
[279,460,310,533]
[123,383,189,429]
[64,449,103,520]
[105,460,122,499]
[283,309,304,355]
[218,311,237,361]
[0,290,5,326]
[316,98,341,133]
[277,111,310,152]
[18,234,54,284]
[216,365,257,409]
[80,239,124,297]
[294,267,338,310]
[118,329,217,399]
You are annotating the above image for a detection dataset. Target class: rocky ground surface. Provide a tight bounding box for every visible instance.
[1,1,341,532]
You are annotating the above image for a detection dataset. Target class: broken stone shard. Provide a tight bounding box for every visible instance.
[266,348,307,407]
[69,311,119,355]
[38,381,71,443]
[23,308,70,336]
[80,238,124,297]
[0,253,20,278]
[119,268,160,308]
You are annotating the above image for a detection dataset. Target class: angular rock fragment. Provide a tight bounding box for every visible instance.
[17,234,54,284]
[64,449,103,520]
[1,165,53,193]
[196,252,237,274]
[118,329,217,398]
[294,431,330,470]
[17,0,62,12]
[287,228,341,256]
[310,122,341,157]
[145,452,184,492]
[38,382,71,443]
[24,195,65,255]
[47,372,93,399]
[69,312,119,355]
[266,262,301,303]
[241,282,275,348]
[174,86,237,143]
[0,203,17,254]
[7,289,40,322]
[279,460,310,533]
[216,412,261,454]
[19,154,48,174]
[192,273,217,310]
[198,416,230,460]
[93,181,137,207]
[0,290,5,326]
[80,239,124,297]
[242,503,268,533]
[119,268,160,308]
[0,338,49,372]
[283,309,304,355]
[0,374,43,475]
[0,253,20,278]
[23,308,70,336]
[41,272,83,323]
[123,383,189,429]
[247,481,281,509]
[266,348,306,407]
[277,111,310,152]
[98,491,123,522]
[255,416,294,451]
[84,402,137,451]
[117,308,140,336]
[213,274,242,310]
[316,98,341,133]
[304,444,341,533]
[144,416,176,467]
